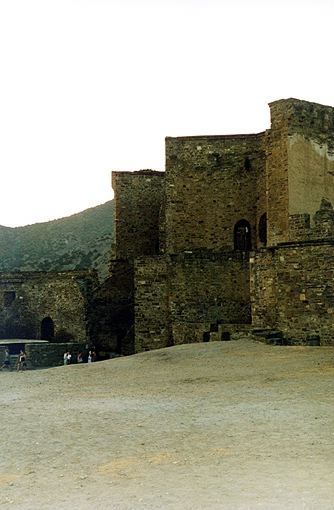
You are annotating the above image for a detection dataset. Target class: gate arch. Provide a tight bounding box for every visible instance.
[41,316,54,341]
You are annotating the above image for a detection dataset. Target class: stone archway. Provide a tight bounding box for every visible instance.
[234,219,252,251]
[41,316,54,341]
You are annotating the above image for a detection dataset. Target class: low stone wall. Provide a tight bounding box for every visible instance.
[26,342,88,368]
[0,342,88,369]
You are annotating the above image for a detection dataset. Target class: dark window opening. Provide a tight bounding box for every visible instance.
[259,213,267,246]
[234,220,252,251]
[244,157,252,172]
[203,331,210,342]
[41,317,54,341]
[4,291,16,307]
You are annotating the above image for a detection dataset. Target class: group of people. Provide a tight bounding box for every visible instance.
[63,350,72,365]
[1,347,99,371]
[87,350,97,363]
[0,348,27,372]
[63,349,97,365]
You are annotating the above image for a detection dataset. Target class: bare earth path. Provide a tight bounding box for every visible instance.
[1,338,334,510]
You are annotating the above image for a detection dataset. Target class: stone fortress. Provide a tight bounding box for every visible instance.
[108,97,334,353]
[1,97,334,365]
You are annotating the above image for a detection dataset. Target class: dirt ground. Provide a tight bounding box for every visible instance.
[1,337,334,510]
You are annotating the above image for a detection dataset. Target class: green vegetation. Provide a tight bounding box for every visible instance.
[0,201,114,282]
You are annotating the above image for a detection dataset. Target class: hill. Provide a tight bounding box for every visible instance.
[0,200,114,281]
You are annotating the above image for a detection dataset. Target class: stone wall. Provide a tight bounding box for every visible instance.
[171,322,253,345]
[266,105,290,246]
[169,251,251,345]
[165,134,266,254]
[251,242,334,344]
[112,170,165,260]
[0,270,97,342]
[133,251,251,351]
[26,342,88,368]
[0,342,88,369]
[250,249,278,330]
[91,260,134,355]
[134,256,169,353]
[267,99,334,246]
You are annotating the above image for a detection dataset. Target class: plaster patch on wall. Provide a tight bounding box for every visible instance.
[289,134,334,161]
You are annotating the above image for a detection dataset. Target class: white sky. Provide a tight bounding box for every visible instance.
[1,0,334,227]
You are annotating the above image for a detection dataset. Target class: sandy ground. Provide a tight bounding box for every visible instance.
[0,337,334,510]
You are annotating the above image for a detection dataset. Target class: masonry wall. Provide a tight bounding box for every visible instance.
[112,170,165,260]
[26,342,88,368]
[169,252,251,323]
[165,134,266,254]
[250,250,278,330]
[252,242,334,344]
[91,260,134,355]
[133,251,251,352]
[0,271,97,341]
[0,342,89,369]
[266,105,290,245]
[267,99,334,245]
[134,256,169,353]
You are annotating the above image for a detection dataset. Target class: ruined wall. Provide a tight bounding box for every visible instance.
[112,170,165,260]
[165,134,266,254]
[252,242,334,344]
[267,99,334,245]
[0,271,97,341]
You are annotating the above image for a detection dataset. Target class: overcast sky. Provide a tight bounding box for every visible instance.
[1,0,333,227]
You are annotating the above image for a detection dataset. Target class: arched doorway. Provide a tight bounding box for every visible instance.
[234,220,252,251]
[41,317,54,341]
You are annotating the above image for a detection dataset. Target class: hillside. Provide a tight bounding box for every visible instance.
[0,200,114,282]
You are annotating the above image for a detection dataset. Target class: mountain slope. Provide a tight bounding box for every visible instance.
[0,200,114,281]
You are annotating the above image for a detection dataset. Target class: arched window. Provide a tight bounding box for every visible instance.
[259,213,267,246]
[234,220,252,251]
[41,316,54,341]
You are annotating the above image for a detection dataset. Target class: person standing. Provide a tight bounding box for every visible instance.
[17,350,27,372]
[0,348,11,371]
